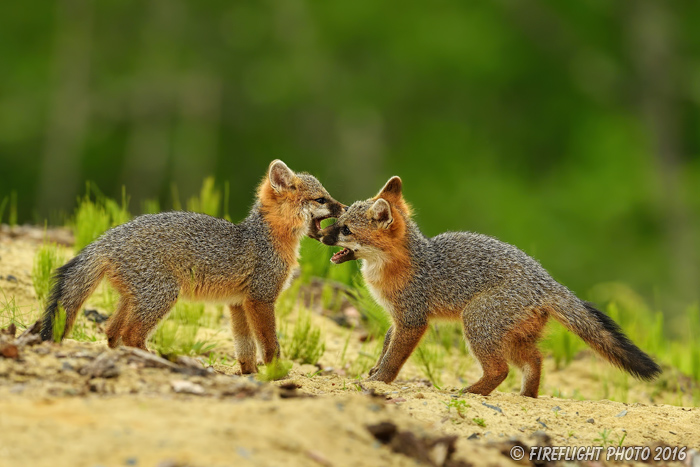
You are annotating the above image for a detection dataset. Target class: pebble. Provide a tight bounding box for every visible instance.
[615,410,628,418]
[368,404,382,412]
[467,433,479,440]
[5,274,17,283]
[482,402,502,413]
[125,458,138,466]
[586,418,594,423]
[170,380,205,395]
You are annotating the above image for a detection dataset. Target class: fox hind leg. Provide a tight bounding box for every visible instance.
[120,281,179,350]
[506,340,542,398]
[105,296,133,348]
[505,310,547,398]
[463,349,509,396]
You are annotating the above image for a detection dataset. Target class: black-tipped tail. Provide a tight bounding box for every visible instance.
[40,257,74,341]
[40,253,104,342]
[581,302,661,381]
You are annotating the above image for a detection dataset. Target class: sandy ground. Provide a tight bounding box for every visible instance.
[1,227,699,467]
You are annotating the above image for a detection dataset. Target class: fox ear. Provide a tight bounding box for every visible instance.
[269,160,296,192]
[375,176,403,203]
[369,198,393,229]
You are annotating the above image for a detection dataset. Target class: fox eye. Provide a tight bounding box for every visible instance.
[315,198,327,204]
[341,225,352,236]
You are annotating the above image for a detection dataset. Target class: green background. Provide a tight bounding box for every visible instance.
[1,1,699,323]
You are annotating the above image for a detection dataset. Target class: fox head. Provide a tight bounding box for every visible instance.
[259,160,346,237]
[320,176,411,264]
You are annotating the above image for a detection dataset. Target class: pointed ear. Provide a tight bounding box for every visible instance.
[374,176,403,203]
[369,198,393,229]
[268,160,296,192]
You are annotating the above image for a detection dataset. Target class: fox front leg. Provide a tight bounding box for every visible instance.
[367,324,427,383]
[369,325,393,377]
[229,304,258,374]
[243,299,281,364]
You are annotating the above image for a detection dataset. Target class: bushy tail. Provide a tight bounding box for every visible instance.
[40,245,106,342]
[549,299,661,381]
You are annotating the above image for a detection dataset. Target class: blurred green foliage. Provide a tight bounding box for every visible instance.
[1,1,699,318]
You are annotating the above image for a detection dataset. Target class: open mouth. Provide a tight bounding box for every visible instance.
[313,217,325,231]
[331,248,356,264]
[309,215,332,240]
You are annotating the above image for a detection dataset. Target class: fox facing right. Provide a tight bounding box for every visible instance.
[318,177,661,397]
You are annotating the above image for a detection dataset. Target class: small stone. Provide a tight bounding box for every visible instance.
[84,309,109,324]
[386,397,406,404]
[81,352,120,379]
[414,392,425,399]
[586,418,594,424]
[5,275,18,283]
[236,447,252,459]
[467,433,479,440]
[171,380,205,395]
[531,430,551,444]
[124,457,138,465]
[306,450,332,467]
[482,402,503,413]
[0,343,19,359]
[615,410,628,418]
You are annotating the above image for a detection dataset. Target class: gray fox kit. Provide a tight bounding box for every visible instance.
[40,160,345,373]
[319,176,661,397]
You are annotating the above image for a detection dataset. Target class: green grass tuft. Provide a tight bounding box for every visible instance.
[32,242,66,308]
[281,308,325,365]
[257,358,293,381]
[186,176,228,218]
[149,302,219,356]
[0,291,34,329]
[52,305,67,343]
[412,328,446,389]
[350,278,391,340]
[73,183,131,251]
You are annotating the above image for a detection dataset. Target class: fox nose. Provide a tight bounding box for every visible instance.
[321,231,338,246]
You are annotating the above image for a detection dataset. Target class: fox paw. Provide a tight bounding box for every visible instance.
[237,361,258,375]
[366,372,394,383]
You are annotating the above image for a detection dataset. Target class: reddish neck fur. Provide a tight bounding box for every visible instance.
[257,178,305,265]
[365,205,412,295]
